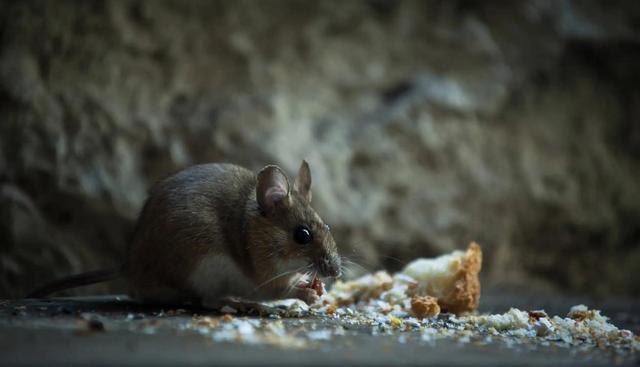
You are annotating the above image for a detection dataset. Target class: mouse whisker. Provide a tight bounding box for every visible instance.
[250,263,312,295]
[283,275,301,297]
[343,245,408,267]
[339,254,373,266]
[284,269,311,297]
[340,258,369,273]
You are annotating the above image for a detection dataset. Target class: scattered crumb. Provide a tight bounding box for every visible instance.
[186,316,308,349]
[567,304,597,321]
[321,243,481,316]
[411,295,441,318]
[470,308,531,331]
[170,242,637,358]
[527,310,548,321]
[193,316,220,328]
[325,304,337,315]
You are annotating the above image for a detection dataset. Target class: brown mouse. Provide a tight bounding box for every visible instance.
[28,160,342,306]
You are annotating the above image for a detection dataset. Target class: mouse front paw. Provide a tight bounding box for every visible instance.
[292,286,320,305]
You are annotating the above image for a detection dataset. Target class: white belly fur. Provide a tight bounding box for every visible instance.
[189,254,256,306]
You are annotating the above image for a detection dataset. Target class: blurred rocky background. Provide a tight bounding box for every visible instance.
[1,0,639,298]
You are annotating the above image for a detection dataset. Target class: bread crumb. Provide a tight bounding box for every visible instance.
[326,304,337,315]
[411,295,441,318]
[193,316,220,328]
[402,242,482,313]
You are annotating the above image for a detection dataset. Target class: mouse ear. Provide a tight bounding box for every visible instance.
[256,165,290,214]
[293,160,312,203]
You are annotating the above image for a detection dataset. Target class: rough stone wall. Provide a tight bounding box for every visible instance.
[1,0,639,298]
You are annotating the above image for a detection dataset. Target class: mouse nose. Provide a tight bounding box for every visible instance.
[318,255,341,278]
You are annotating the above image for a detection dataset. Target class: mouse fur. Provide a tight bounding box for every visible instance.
[29,161,341,307]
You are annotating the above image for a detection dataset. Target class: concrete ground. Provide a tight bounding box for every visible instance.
[1,291,638,366]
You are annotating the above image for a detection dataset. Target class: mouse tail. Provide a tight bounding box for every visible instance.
[27,265,125,298]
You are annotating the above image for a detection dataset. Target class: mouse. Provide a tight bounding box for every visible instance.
[28,160,342,307]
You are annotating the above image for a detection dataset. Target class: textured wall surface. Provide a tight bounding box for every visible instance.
[1,0,639,298]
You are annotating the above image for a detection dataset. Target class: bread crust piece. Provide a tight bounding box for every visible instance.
[439,242,482,314]
[403,242,483,314]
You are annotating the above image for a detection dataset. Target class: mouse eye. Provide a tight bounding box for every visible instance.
[293,225,313,245]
